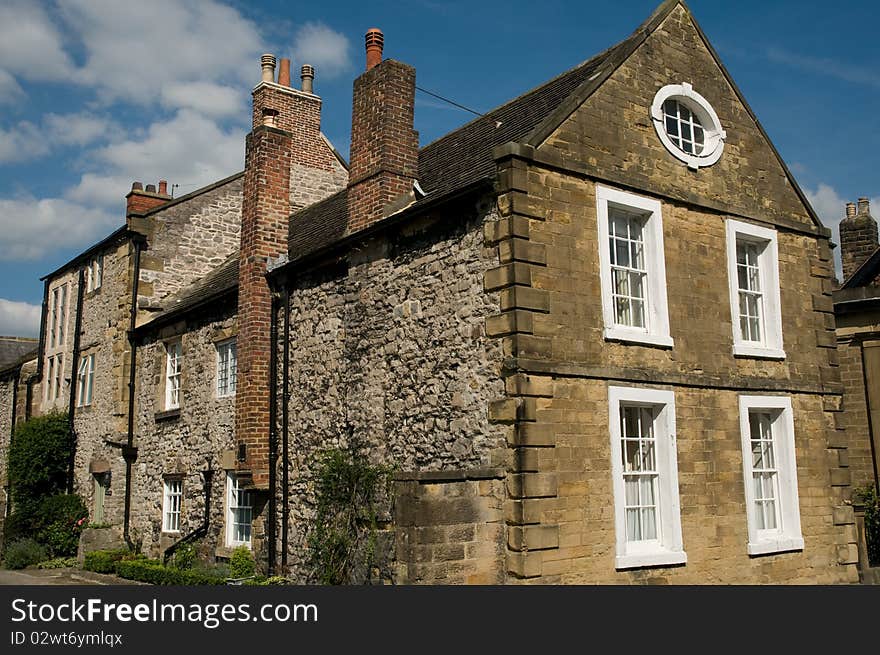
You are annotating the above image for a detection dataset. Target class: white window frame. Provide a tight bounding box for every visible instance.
[164,340,182,410]
[597,186,673,348]
[57,283,68,347]
[86,256,103,292]
[608,386,685,569]
[650,83,726,169]
[225,473,253,548]
[725,219,785,359]
[162,478,183,533]
[76,354,95,407]
[738,395,803,556]
[216,339,237,398]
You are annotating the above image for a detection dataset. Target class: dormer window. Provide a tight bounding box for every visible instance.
[651,83,725,169]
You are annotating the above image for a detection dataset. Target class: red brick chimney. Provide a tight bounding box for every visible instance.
[840,197,877,281]
[236,51,336,489]
[347,28,419,233]
[125,180,171,216]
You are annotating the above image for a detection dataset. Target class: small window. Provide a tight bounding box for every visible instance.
[725,220,785,359]
[45,356,55,402]
[738,396,803,555]
[48,288,57,349]
[86,256,103,292]
[216,339,237,398]
[608,386,685,569]
[76,354,95,407]
[596,186,673,348]
[226,473,253,548]
[162,479,182,533]
[165,341,182,410]
[651,83,725,169]
[57,283,67,347]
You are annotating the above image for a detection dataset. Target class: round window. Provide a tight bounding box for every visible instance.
[650,83,725,169]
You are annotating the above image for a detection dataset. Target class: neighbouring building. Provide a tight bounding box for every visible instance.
[0,0,863,584]
[833,197,880,580]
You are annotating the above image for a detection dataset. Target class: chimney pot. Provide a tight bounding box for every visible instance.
[301,64,315,94]
[365,28,384,70]
[846,202,857,218]
[858,197,871,215]
[158,180,168,195]
[278,58,291,86]
[145,184,156,193]
[131,181,143,191]
[260,53,277,83]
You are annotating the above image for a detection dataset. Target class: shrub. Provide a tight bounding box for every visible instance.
[169,542,197,571]
[307,444,392,584]
[115,559,225,585]
[35,494,88,557]
[855,484,880,567]
[83,549,131,574]
[229,545,255,578]
[3,539,48,570]
[8,413,70,517]
[36,557,77,569]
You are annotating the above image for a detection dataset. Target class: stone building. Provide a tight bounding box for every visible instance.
[832,197,880,579]
[0,0,862,584]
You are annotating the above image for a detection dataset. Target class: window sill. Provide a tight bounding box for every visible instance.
[615,549,687,570]
[604,327,674,349]
[155,408,181,422]
[161,530,181,535]
[733,343,786,360]
[747,536,804,556]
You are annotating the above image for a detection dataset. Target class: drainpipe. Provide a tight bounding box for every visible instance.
[123,236,146,550]
[267,291,279,575]
[66,268,86,494]
[163,460,214,565]
[281,284,290,571]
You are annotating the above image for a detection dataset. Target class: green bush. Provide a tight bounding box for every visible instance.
[855,484,880,567]
[4,539,49,570]
[115,559,225,585]
[83,549,131,574]
[169,542,197,571]
[35,494,88,557]
[36,557,77,569]
[8,413,70,517]
[229,545,255,578]
[307,444,391,584]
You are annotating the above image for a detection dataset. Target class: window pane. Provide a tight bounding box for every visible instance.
[630,299,646,328]
[641,507,657,540]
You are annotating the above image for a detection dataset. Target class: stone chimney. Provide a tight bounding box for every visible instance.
[347,28,419,233]
[125,180,171,216]
[236,51,334,489]
[840,197,878,281]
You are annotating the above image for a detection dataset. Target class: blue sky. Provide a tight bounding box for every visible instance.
[0,0,877,336]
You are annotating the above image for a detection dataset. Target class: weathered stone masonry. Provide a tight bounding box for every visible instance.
[277,198,508,583]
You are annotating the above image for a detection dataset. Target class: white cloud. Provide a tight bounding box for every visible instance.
[804,183,880,279]
[0,196,117,260]
[0,1,76,81]
[0,69,26,105]
[44,112,117,146]
[767,47,880,89]
[0,299,41,337]
[0,121,49,163]
[0,113,118,163]
[58,0,262,106]
[291,22,351,80]
[66,109,245,207]
[160,81,246,118]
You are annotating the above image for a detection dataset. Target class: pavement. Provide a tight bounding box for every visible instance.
[0,567,143,585]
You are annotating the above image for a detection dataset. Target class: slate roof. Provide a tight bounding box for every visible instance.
[841,245,880,289]
[286,29,643,262]
[136,255,239,331]
[0,337,38,375]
